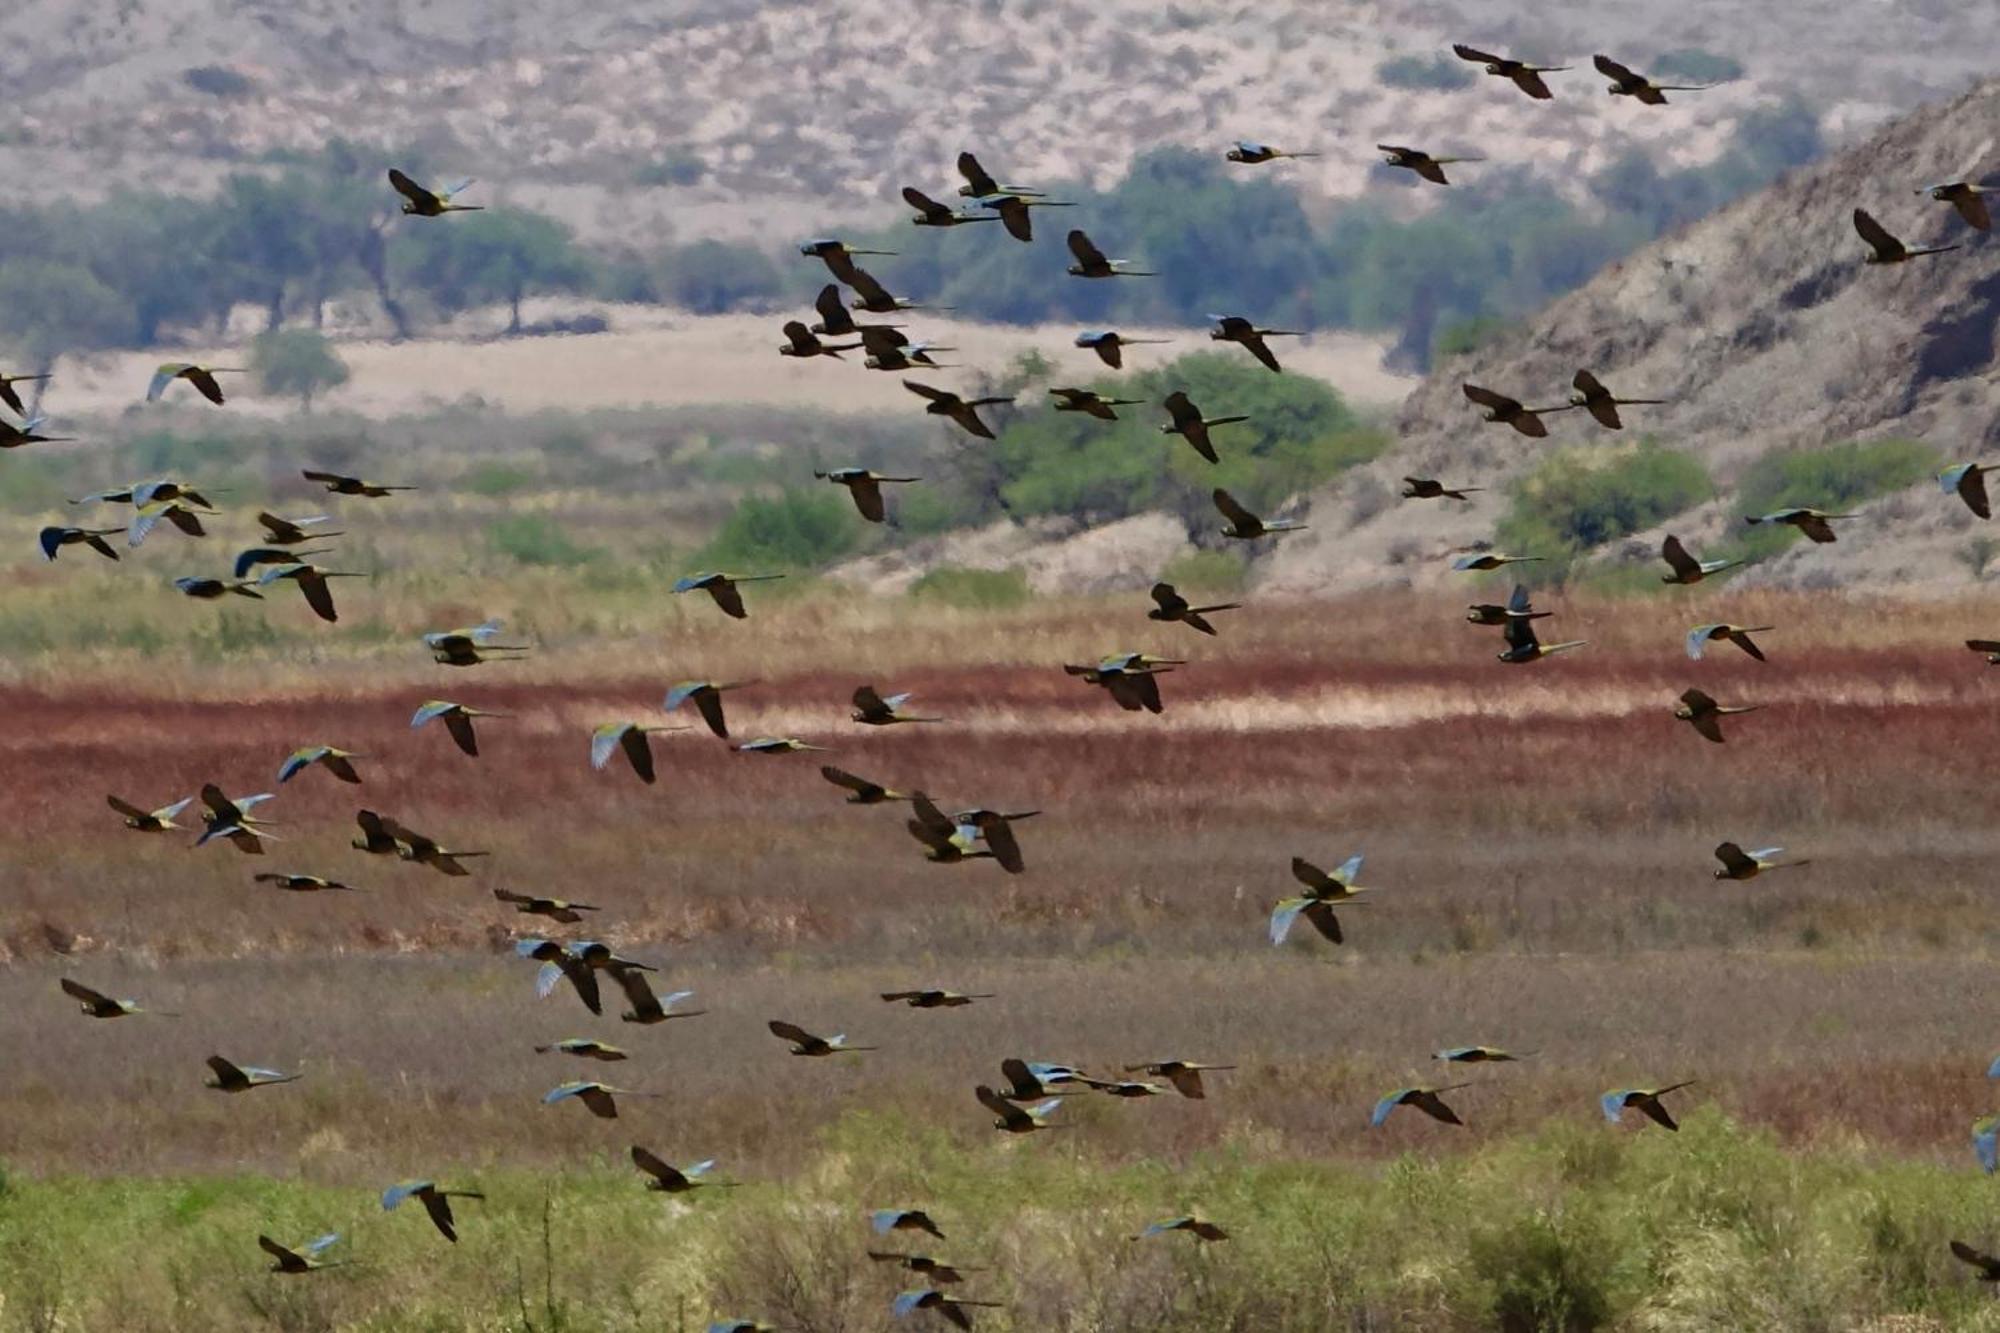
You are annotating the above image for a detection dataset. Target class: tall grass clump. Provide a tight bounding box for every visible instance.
[697,488,859,571]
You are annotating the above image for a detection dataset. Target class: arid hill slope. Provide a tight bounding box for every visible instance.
[1264,79,2000,596]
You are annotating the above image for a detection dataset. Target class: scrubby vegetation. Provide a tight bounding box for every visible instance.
[1727,437,1941,561]
[1496,442,1714,583]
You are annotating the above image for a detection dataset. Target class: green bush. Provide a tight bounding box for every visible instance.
[698,488,859,571]
[487,514,599,567]
[907,566,1030,609]
[1727,437,1940,562]
[1158,548,1247,595]
[1376,53,1476,91]
[461,462,535,496]
[1495,441,1713,583]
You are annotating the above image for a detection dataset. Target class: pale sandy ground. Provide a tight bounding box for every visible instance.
[50,308,1413,421]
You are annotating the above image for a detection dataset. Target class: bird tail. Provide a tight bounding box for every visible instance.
[1205,415,1251,427]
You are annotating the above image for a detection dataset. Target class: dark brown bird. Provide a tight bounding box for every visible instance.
[302,469,413,497]
[1161,390,1248,464]
[821,765,908,804]
[816,467,920,521]
[1377,145,1484,186]
[382,1180,484,1242]
[1674,687,1761,744]
[1950,1240,2000,1281]
[1402,477,1481,502]
[1463,383,1575,437]
[1570,370,1664,429]
[905,380,1012,439]
[0,371,49,416]
[1148,581,1241,636]
[1451,44,1568,100]
[1660,535,1739,585]
[1593,54,1715,105]
[1048,386,1145,420]
[1921,181,1993,231]
[1853,208,1958,265]
[852,685,944,726]
[493,888,599,925]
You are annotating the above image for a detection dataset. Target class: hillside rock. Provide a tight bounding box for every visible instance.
[1263,79,2000,597]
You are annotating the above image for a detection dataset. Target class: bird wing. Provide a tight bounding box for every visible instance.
[1685,625,1719,660]
[1461,383,1515,411]
[1452,43,1505,63]
[1067,229,1108,267]
[1661,535,1699,578]
[388,168,440,209]
[903,379,951,405]
[106,795,150,821]
[185,367,226,405]
[1211,488,1256,527]
[768,1019,816,1045]
[1958,192,1993,231]
[850,476,886,521]
[853,685,889,716]
[993,196,1032,242]
[708,580,749,618]
[1268,897,1311,945]
[956,151,996,194]
[901,186,945,217]
[781,321,815,353]
[294,571,338,622]
[1241,334,1281,373]
[1599,1090,1630,1123]
[690,689,728,738]
[590,722,628,770]
[1593,54,1639,83]
[616,968,661,1016]
[1334,853,1364,884]
[444,713,479,755]
[61,977,112,1006]
[974,1084,1019,1120]
[982,818,1025,874]
[1853,208,1902,260]
[1714,842,1756,875]
[1369,1091,1407,1127]
[1967,640,2000,654]
[1290,857,1331,891]
[1572,369,1607,400]
[846,268,894,305]
[619,727,656,783]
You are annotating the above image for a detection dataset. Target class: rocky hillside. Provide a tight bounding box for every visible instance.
[6,0,1996,242]
[1263,78,2000,597]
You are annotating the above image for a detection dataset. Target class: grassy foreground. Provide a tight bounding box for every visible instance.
[4,1112,1999,1331]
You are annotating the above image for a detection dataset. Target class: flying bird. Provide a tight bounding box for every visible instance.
[278,745,364,785]
[1593,54,1715,104]
[1453,552,1541,572]
[592,720,687,784]
[516,939,603,1015]
[389,169,480,216]
[259,1233,344,1274]
[494,888,600,925]
[816,467,920,522]
[39,526,120,562]
[1161,391,1248,463]
[1124,1061,1234,1099]
[60,977,174,1018]
[666,680,751,738]
[1964,638,2000,665]
[1402,478,1481,501]
[617,972,705,1025]
[302,469,413,497]
[411,699,505,756]
[632,1146,733,1194]
[975,1085,1063,1133]
[821,765,908,804]
[351,809,405,858]
[1377,145,1484,185]
[254,873,354,892]
[798,237,896,283]
[236,545,332,579]
[769,1020,874,1056]
[1208,314,1300,372]
[780,320,860,360]
[1147,582,1240,636]
[1745,507,1852,543]
[1451,44,1568,99]
[978,192,1074,242]
[852,685,943,726]
[1465,581,1548,626]
[868,1252,980,1285]
[543,1080,656,1120]
[384,817,489,877]
[1920,180,1993,231]
[873,1209,946,1240]
[1660,535,1739,584]
[905,794,997,866]
[1675,687,1761,744]
[205,1055,300,1092]
[846,268,941,314]
[1949,1239,2000,1281]
[893,1288,1002,1330]
[132,501,209,547]
[195,783,276,854]
[1138,1215,1230,1242]
[536,1038,626,1061]
[882,989,993,1009]
[1063,654,1180,713]
[1371,1085,1469,1127]
[173,575,259,602]
[1074,330,1170,368]
[1434,1046,1532,1064]
[0,370,49,415]
[1712,842,1805,881]
[863,335,955,372]
[1497,601,1585,664]
[1463,383,1576,437]
[904,380,1013,439]
[1268,892,1358,946]
[1570,370,1664,429]
[426,619,531,667]
[674,570,786,620]
[1048,386,1145,420]
[1291,852,1370,901]
[734,736,826,755]
[1853,208,1958,264]
[1686,623,1772,662]
[1226,140,1319,163]
[1978,1116,1999,1174]
[381,1180,484,1242]
[1940,462,1997,519]
[1601,1083,1696,1130]
[0,414,69,448]
[257,511,341,545]
[901,187,1001,228]
[956,151,1042,199]
[257,562,360,622]
[1066,229,1154,278]
[147,363,242,405]
[107,795,193,832]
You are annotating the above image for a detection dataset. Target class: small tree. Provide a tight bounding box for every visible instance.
[251,329,350,412]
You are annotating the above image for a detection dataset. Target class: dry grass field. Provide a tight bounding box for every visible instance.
[6,587,2000,1328]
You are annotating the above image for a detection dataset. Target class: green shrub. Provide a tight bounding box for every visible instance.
[1496,441,1713,583]
[1726,437,1940,562]
[698,489,859,571]
[907,566,1030,610]
[487,514,599,567]
[461,462,534,496]
[1376,53,1476,91]
[1158,548,1247,595]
